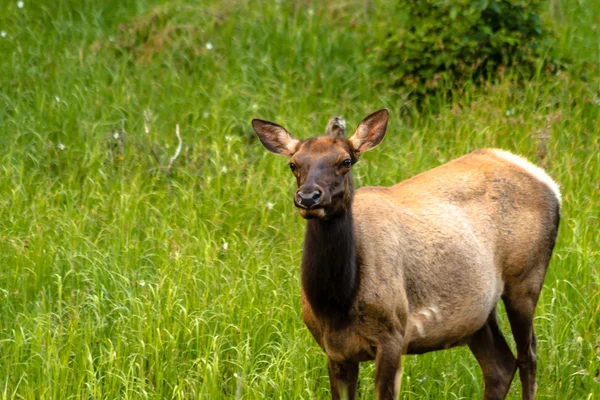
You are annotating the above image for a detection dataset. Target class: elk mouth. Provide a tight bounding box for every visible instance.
[298,207,327,219]
[294,189,330,219]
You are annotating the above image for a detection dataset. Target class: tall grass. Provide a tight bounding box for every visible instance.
[0,0,598,398]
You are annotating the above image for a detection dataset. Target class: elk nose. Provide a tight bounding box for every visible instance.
[296,189,322,208]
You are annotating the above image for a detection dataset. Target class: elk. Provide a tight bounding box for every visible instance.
[252,109,561,400]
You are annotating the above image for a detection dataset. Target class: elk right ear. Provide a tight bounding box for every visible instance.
[252,119,301,156]
[348,109,389,154]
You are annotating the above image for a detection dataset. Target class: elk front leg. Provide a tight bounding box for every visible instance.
[375,341,403,400]
[328,358,359,400]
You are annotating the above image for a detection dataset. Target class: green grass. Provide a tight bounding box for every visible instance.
[0,0,598,398]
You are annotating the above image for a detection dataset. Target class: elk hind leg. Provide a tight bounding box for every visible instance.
[503,268,546,400]
[503,192,559,400]
[468,307,517,400]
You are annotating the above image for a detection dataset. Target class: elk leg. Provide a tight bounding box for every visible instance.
[375,342,403,400]
[468,307,517,400]
[503,274,545,400]
[328,358,359,400]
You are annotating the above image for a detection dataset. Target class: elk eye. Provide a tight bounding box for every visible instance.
[289,162,296,171]
[342,159,352,168]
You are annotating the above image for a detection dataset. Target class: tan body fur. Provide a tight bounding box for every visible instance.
[302,149,558,360]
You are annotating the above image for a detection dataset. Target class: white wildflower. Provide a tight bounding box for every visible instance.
[55,96,60,102]
[57,143,66,150]
[203,111,210,119]
[205,42,213,50]
[17,1,24,9]
[225,135,232,142]
[221,166,228,173]
[266,202,274,211]
[222,242,228,251]
[251,103,258,110]
[505,108,515,117]
[0,31,6,38]
[139,280,146,287]
[113,132,120,139]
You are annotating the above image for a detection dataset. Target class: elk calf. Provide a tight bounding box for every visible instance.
[252,109,561,400]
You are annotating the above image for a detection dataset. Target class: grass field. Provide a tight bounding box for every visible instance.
[0,0,598,398]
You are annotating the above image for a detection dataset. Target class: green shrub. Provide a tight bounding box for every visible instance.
[374,0,559,96]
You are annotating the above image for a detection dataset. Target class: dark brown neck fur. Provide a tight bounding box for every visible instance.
[301,176,358,323]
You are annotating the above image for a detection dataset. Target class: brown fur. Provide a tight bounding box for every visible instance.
[252,110,560,400]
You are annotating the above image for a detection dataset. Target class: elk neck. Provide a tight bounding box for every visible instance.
[301,175,359,324]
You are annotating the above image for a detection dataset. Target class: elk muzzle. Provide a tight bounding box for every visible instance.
[295,187,324,209]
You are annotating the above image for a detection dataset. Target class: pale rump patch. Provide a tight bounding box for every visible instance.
[490,149,562,204]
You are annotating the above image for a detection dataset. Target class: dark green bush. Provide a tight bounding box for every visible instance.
[374,0,559,96]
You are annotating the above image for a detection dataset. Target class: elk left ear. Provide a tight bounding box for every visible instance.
[252,119,301,156]
[348,109,389,154]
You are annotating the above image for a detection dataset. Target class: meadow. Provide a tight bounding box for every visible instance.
[0,0,598,398]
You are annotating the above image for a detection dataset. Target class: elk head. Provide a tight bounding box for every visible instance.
[252,109,389,220]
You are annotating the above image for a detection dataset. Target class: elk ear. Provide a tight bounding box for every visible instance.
[325,116,346,138]
[252,119,301,156]
[348,109,389,154]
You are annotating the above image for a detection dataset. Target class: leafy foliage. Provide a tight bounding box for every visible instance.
[375,0,560,95]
